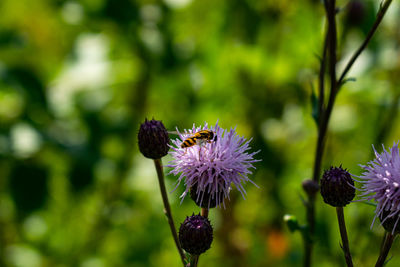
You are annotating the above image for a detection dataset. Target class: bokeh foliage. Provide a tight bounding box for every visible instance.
[1,0,400,266]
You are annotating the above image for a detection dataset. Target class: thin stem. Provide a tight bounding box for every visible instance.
[201,208,209,218]
[380,232,388,254]
[336,207,353,267]
[304,2,338,267]
[318,30,329,120]
[312,0,337,184]
[153,158,186,266]
[190,255,199,267]
[337,0,393,88]
[326,0,337,96]
[304,194,315,267]
[375,232,396,267]
[304,1,393,267]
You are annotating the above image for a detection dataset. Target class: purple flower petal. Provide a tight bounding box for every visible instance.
[356,142,400,233]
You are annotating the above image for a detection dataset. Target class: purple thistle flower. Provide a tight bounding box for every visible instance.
[355,143,400,233]
[168,122,260,208]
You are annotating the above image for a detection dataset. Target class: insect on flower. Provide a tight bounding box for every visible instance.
[180,130,217,148]
[168,122,260,208]
[169,129,217,156]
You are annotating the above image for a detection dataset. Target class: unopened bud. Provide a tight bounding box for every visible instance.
[179,214,213,255]
[138,118,170,159]
[320,166,355,207]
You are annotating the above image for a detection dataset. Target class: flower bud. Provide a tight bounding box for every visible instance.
[320,166,355,207]
[179,214,213,255]
[345,0,366,27]
[190,184,225,209]
[138,119,170,159]
[302,179,320,196]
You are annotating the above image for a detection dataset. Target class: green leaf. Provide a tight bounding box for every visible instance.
[340,77,357,86]
[311,86,320,125]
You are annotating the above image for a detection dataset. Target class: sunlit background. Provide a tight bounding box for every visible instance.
[1,0,400,266]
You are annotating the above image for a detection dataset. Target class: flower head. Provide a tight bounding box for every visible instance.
[356,143,400,232]
[168,122,260,208]
[179,214,213,255]
[320,166,355,207]
[138,118,170,159]
[302,179,320,196]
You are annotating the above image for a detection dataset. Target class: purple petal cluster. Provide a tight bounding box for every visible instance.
[356,143,400,232]
[168,122,260,208]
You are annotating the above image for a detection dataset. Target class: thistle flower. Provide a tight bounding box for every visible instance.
[320,166,355,207]
[168,122,260,208]
[356,143,400,233]
[179,214,213,255]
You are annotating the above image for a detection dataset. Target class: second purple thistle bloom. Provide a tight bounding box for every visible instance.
[168,122,260,208]
[355,143,400,232]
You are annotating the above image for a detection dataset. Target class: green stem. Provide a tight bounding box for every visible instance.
[304,1,393,266]
[336,207,353,267]
[153,158,186,266]
[191,255,199,267]
[318,28,329,117]
[304,2,337,267]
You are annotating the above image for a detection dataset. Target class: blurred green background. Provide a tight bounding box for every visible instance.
[1,0,400,266]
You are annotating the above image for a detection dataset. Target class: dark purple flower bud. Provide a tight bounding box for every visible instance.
[345,0,366,27]
[320,166,355,207]
[302,179,320,196]
[179,214,213,255]
[190,184,225,209]
[138,119,170,159]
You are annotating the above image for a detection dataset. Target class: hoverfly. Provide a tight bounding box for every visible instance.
[180,130,217,148]
[168,129,217,154]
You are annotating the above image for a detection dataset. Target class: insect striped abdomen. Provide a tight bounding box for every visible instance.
[181,137,197,148]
